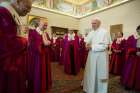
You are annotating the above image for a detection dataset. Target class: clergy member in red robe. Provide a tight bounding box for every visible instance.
[42,24,52,91]
[63,29,80,75]
[78,34,86,68]
[50,33,60,62]
[58,36,65,65]
[28,19,43,93]
[28,19,52,93]
[83,32,89,68]
[121,25,140,91]
[0,0,32,93]
[135,44,140,91]
[109,32,125,75]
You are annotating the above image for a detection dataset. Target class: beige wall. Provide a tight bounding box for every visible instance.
[79,0,140,38]
[22,7,79,36]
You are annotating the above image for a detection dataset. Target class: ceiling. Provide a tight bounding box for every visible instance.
[64,0,91,5]
[32,0,131,18]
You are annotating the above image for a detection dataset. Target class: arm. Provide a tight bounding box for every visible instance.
[0,8,27,53]
[0,8,27,70]
[92,31,111,52]
[42,32,51,46]
[85,32,92,50]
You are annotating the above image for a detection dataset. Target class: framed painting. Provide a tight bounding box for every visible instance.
[27,15,48,27]
[110,24,123,41]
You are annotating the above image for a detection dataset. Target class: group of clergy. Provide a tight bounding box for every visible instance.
[109,25,140,91]
[1,0,140,93]
[28,18,52,93]
[18,14,89,93]
[0,1,88,93]
[50,29,88,75]
[0,0,55,93]
[27,21,89,93]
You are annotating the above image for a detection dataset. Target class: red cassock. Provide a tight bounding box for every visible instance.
[50,37,60,62]
[28,29,46,93]
[44,32,52,91]
[0,7,27,93]
[134,48,140,91]
[121,35,140,91]
[135,48,140,91]
[63,34,80,75]
[59,37,65,65]
[109,39,126,75]
[28,30,52,93]
[79,37,87,68]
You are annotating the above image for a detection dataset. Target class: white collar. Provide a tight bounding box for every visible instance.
[0,2,22,26]
[68,33,75,40]
[53,36,57,39]
[36,27,43,35]
[68,33,75,37]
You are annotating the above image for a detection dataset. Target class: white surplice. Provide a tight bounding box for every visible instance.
[83,27,111,93]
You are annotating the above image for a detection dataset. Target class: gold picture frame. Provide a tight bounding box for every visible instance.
[27,15,48,26]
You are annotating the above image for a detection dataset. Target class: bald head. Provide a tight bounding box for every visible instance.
[11,0,32,16]
[91,18,101,30]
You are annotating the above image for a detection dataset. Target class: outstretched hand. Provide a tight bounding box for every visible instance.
[86,44,91,50]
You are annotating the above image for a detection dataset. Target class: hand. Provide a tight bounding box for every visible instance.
[136,52,140,56]
[101,79,108,82]
[108,51,112,55]
[86,44,91,50]
[60,48,62,51]
[53,44,56,47]
[113,49,121,53]
[44,40,51,46]
[46,40,51,45]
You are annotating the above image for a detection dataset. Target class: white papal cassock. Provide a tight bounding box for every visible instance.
[83,27,111,93]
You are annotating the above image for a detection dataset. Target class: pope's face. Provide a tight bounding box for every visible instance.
[91,19,100,30]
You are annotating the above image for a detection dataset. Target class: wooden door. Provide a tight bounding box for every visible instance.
[110,24,123,41]
[51,26,68,37]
